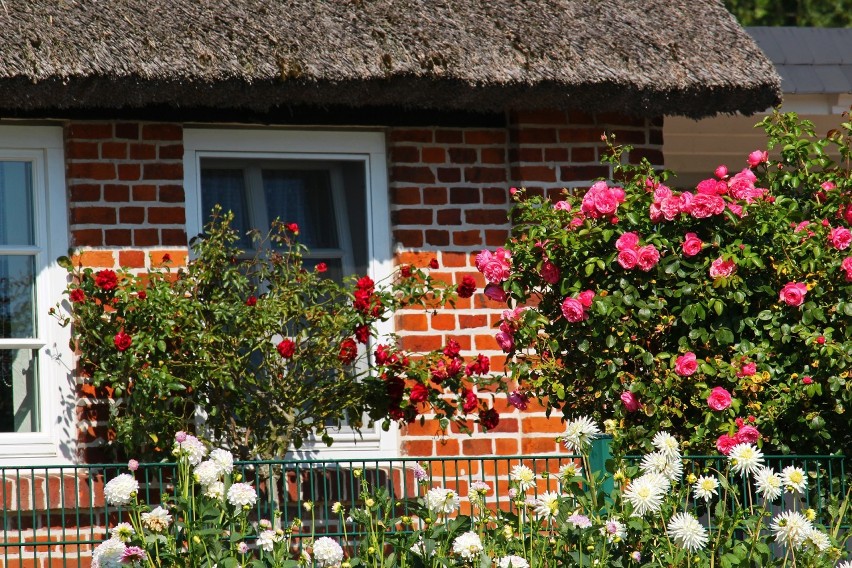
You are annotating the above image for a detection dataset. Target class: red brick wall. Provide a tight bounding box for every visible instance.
[64,112,663,462]
[389,110,664,458]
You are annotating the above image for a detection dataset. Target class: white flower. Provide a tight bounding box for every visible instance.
[141,506,172,532]
[562,416,600,454]
[227,482,257,508]
[410,537,434,557]
[498,556,530,568]
[204,481,225,501]
[600,518,626,544]
[92,538,126,568]
[781,466,808,494]
[510,464,535,491]
[470,480,490,495]
[640,451,682,483]
[652,431,681,459]
[257,529,278,552]
[452,531,483,560]
[109,522,135,542]
[209,448,235,475]
[568,513,592,529]
[771,511,813,548]
[754,466,783,501]
[837,560,852,568]
[624,473,667,516]
[313,537,344,568]
[556,462,583,482]
[426,487,460,514]
[103,474,138,507]
[692,475,719,502]
[804,528,831,552]
[173,434,208,466]
[534,491,560,520]
[668,512,709,552]
[194,460,221,486]
[728,443,764,477]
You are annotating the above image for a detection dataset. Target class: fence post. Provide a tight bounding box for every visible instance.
[589,434,614,495]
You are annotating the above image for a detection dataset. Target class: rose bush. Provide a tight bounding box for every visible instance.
[56,209,495,460]
[477,111,852,455]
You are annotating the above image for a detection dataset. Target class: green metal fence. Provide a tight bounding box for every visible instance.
[0,452,847,566]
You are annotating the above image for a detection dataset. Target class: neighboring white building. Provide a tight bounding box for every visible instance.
[665,27,852,186]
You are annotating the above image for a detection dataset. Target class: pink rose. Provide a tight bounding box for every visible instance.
[620,391,640,412]
[779,282,808,307]
[716,434,739,455]
[660,195,681,220]
[747,150,769,167]
[829,227,852,250]
[737,361,756,378]
[709,257,736,279]
[821,181,837,191]
[577,290,595,308]
[707,387,732,411]
[541,260,560,284]
[679,191,694,213]
[675,352,698,377]
[736,425,760,444]
[615,232,640,251]
[842,257,852,281]
[561,297,588,323]
[653,185,673,201]
[636,245,660,272]
[682,233,703,257]
[495,330,514,352]
[649,203,663,223]
[617,248,639,270]
[484,283,508,302]
[696,178,719,195]
[593,191,619,215]
[553,200,571,211]
[475,248,512,284]
[715,165,728,179]
[690,193,725,218]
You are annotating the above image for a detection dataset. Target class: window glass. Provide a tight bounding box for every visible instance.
[0,255,35,338]
[0,161,34,246]
[262,169,339,250]
[0,350,38,433]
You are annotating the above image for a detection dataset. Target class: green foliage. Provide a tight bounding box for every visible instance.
[724,0,852,27]
[483,110,852,456]
[56,209,493,460]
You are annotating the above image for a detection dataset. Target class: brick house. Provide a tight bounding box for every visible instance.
[0,0,780,468]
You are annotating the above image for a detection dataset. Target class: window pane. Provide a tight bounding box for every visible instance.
[262,170,339,249]
[0,161,34,246]
[0,256,34,338]
[0,349,39,432]
[200,168,252,248]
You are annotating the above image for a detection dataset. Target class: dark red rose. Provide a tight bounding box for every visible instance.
[429,258,439,269]
[479,408,500,430]
[430,361,449,384]
[386,376,405,403]
[369,298,384,318]
[69,288,86,303]
[286,222,299,234]
[461,389,478,413]
[400,265,413,278]
[162,253,172,263]
[465,354,490,376]
[374,344,391,365]
[446,357,463,377]
[355,324,370,344]
[137,290,147,300]
[338,338,358,365]
[245,295,257,307]
[114,331,132,351]
[95,270,118,291]
[356,276,375,293]
[443,339,461,359]
[388,406,405,421]
[409,382,429,404]
[457,275,477,299]
[316,262,328,273]
[276,339,296,358]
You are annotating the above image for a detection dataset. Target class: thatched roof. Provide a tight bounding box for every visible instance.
[0,0,780,118]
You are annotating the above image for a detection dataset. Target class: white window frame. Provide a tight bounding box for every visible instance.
[0,125,74,465]
[184,128,398,459]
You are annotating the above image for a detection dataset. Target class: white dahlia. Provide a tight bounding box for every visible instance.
[452,531,483,560]
[103,473,138,507]
[497,556,530,568]
[91,538,126,568]
[668,512,709,552]
[624,473,667,516]
[313,537,344,568]
[771,511,813,548]
[728,443,764,477]
[426,487,460,514]
[692,475,719,502]
[562,416,601,454]
[227,482,257,508]
[754,466,783,502]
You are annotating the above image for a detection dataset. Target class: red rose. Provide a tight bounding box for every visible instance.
[114,331,132,351]
[338,338,358,364]
[315,262,328,273]
[478,408,500,430]
[356,275,375,292]
[400,265,412,278]
[137,290,147,300]
[457,275,477,299]
[461,389,478,413]
[443,339,461,359]
[69,288,86,303]
[429,258,439,269]
[409,383,429,404]
[95,270,118,291]
[465,354,490,376]
[162,253,172,263]
[286,222,299,235]
[374,344,391,365]
[245,296,257,307]
[355,324,370,344]
[276,339,296,358]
